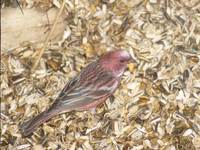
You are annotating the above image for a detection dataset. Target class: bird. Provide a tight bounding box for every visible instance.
[20,49,135,137]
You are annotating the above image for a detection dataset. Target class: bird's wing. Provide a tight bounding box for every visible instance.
[57,76,79,97]
[52,62,119,110]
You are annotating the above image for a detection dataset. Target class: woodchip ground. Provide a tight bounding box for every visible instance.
[1,0,200,149]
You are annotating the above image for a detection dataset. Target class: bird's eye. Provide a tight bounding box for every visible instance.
[120,59,126,63]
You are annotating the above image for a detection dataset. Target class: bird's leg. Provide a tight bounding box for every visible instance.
[90,108,96,114]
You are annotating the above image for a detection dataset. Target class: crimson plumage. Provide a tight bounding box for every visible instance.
[20,50,132,137]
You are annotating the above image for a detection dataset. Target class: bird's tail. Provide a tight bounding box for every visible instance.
[20,109,59,137]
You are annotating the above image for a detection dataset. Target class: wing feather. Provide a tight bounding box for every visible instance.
[51,61,119,110]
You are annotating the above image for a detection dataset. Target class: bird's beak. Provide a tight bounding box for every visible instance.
[129,57,139,67]
[127,57,138,73]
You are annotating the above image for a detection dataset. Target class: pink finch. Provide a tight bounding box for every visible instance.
[20,50,133,137]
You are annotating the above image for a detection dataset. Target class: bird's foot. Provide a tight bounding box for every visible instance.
[90,108,96,114]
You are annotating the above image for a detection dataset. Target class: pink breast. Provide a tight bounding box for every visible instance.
[78,96,109,110]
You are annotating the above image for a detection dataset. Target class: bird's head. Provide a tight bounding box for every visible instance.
[100,50,136,77]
